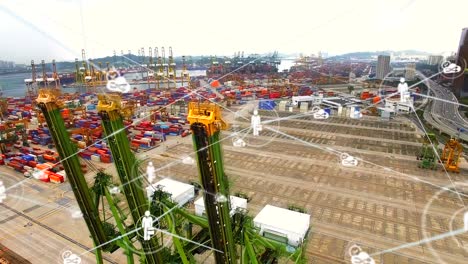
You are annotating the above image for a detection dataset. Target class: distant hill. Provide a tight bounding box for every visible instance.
[329,50,430,60]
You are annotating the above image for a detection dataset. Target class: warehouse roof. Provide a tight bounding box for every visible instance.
[152,178,193,198]
[253,205,310,236]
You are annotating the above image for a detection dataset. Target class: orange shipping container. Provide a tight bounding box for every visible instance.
[49,174,64,183]
[35,164,49,170]
[210,80,220,88]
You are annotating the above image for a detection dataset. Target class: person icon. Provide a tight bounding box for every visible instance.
[146,162,155,184]
[251,109,262,136]
[397,77,409,103]
[142,210,155,241]
[0,181,6,203]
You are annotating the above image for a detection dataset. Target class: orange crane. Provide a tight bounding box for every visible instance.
[181,55,190,87]
[168,47,176,84]
[69,127,103,146]
[440,138,463,173]
[52,59,60,89]
[4,119,29,129]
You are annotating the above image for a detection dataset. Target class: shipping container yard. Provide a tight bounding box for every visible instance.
[1,1,468,264]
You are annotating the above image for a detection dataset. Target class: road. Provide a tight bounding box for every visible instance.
[416,71,468,142]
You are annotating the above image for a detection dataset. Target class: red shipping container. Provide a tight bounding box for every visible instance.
[40,176,50,182]
[49,174,64,183]
[88,147,98,153]
[28,161,37,167]
[100,156,111,163]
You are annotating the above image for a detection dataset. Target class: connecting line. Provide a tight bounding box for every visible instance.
[8,194,76,212]
[79,203,180,256]
[6,83,213,193]
[154,227,224,254]
[413,92,468,108]
[409,104,466,207]
[261,111,317,125]
[370,228,466,256]
[359,71,443,113]
[79,202,222,257]
[78,0,87,56]
[0,4,82,60]
[113,125,252,193]
[265,127,468,199]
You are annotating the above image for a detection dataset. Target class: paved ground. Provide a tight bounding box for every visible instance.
[1,107,467,263]
[146,108,468,264]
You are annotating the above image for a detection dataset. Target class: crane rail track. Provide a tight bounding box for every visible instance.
[0,204,118,264]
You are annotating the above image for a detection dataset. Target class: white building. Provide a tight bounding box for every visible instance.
[253,205,310,247]
[194,195,247,216]
[385,98,412,113]
[146,178,195,206]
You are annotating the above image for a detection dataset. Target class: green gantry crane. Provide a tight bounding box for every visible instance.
[36,89,111,263]
[97,94,163,264]
[417,133,439,170]
[38,88,308,263]
[187,102,237,263]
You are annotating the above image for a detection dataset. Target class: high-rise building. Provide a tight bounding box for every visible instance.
[376,55,391,80]
[427,55,444,66]
[405,63,416,80]
[453,28,468,97]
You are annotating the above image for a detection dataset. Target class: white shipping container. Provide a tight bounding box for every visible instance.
[195,196,247,217]
[91,155,100,162]
[253,205,310,247]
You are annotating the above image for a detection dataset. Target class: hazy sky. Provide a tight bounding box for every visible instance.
[0,0,467,63]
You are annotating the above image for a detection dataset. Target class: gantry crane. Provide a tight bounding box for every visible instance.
[35,89,111,263]
[186,102,308,264]
[25,60,38,101]
[155,48,164,90]
[181,56,190,87]
[417,133,439,170]
[187,102,237,263]
[52,59,60,89]
[148,47,154,89]
[36,89,308,263]
[141,47,146,69]
[441,138,463,173]
[40,60,48,89]
[161,47,169,89]
[97,94,163,264]
[68,127,102,146]
[168,47,176,86]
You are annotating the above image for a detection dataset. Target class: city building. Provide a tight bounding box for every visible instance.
[405,63,416,81]
[0,60,16,69]
[453,28,468,97]
[427,55,444,66]
[376,55,391,80]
